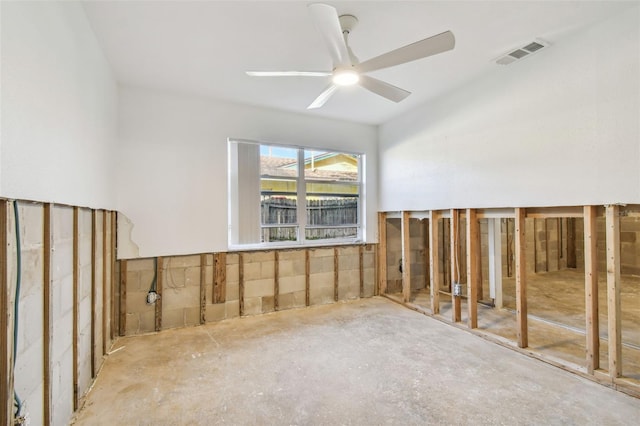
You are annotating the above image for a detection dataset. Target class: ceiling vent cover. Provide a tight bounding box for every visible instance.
[495,39,549,65]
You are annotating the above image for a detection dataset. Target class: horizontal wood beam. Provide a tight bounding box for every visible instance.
[525,206,584,218]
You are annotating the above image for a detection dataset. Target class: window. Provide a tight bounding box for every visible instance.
[229,140,363,248]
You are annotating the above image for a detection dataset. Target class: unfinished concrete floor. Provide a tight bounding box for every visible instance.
[73,297,639,425]
[404,270,640,382]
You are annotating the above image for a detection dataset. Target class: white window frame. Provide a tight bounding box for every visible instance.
[228,138,364,250]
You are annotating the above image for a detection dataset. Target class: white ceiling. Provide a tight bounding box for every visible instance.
[82,1,635,125]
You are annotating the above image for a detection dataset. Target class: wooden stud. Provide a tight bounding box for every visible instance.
[466,209,479,329]
[450,209,461,323]
[72,207,79,410]
[429,210,441,314]
[377,212,388,295]
[506,219,513,277]
[423,219,430,293]
[213,253,227,304]
[155,257,163,332]
[238,253,244,316]
[110,212,117,340]
[119,260,127,336]
[544,219,549,272]
[90,210,96,378]
[401,211,412,303]
[584,205,599,373]
[43,203,52,425]
[567,218,577,268]
[274,251,280,311]
[334,247,339,302]
[359,245,364,298]
[605,205,622,378]
[515,207,528,348]
[305,249,310,306]
[200,254,207,324]
[102,211,108,357]
[0,200,10,425]
[476,219,483,302]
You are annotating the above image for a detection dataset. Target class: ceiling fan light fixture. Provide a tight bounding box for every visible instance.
[332,68,359,86]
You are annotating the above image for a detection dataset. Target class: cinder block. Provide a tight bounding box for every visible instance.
[184,307,201,326]
[164,267,186,287]
[310,272,333,290]
[139,270,155,291]
[127,290,155,313]
[261,260,275,280]
[127,258,154,272]
[185,266,201,287]
[162,286,200,311]
[278,292,295,310]
[226,263,239,283]
[51,240,73,282]
[206,303,226,322]
[292,290,306,307]
[20,203,43,246]
[226,300,239,318]
[52,205,74,240]
[246,251,274,263]
[125,313,140,335]
[205,265,213,286]
[244,278,274,298]
[262,296,275,313]
[139,311,156,333]
[279,275,305,294]
[243,297,262,316]
[166,255,201,268]
[309,286,334,305]
[163,308,186,329]
[279,260,295,277]
[227,253,239,265]
[243,262,262,280]
[339,254,359,271]
[226,281,239,301]
[363,252,375,269]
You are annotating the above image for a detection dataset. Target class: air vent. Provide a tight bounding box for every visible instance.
[495,39,549,65]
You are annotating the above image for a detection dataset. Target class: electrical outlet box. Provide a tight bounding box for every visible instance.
[453,283,462,297]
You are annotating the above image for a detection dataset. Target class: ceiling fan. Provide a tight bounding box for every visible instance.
[246,3,455,109]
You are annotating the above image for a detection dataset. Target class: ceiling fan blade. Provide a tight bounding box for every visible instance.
[358,75,411,103]
[308,3,350,66]
[307,84,339,109]
[356,30,455,74]
[246,71,331,77]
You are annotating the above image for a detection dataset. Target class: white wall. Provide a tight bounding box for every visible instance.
[117,87,377,258]
[378,6,640,211]
[1,1,117,209]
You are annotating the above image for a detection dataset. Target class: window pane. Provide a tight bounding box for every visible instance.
[305,227,358,241]
[306,181,358,196]
[304,150,359,181]
[261,194,297,225]
[306,196,358,226]
[261,146,298,178]
[262,226,298,243]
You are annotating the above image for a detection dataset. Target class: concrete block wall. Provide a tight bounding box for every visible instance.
[2,200,116,426]
[119,245,377,336]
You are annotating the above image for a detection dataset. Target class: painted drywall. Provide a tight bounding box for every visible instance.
[117,87,377,258]
[1,1,117,209]
[378,6,640,211]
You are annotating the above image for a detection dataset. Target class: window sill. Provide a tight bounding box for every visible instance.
[227,239,365,252]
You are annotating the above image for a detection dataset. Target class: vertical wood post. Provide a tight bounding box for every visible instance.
[359,245,364,298]
[274,251,280,311]
[200,254,207,324]
[515,208,528,348]
[378,212,387,295]
[450,209,461,323]
[110,212,116,340]
[305,249,310,306]
[101,211,108,356]
[72,207,79,410]
[90,210,96,378]
[466,209,479,329]
[0,200,11,425]
[333,248,339,302]
[43,203,52,425]
[605,205,622,378]
[401,211,412,303]
[238,253,244,316]
[213,253,227,304]
[584,205,599,373]
[155,257,163,332]
[429,211,441,314]
[119,260,127,336]
[567,218,577,268]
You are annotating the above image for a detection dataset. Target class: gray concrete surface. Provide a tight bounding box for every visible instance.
[73,297,640,425]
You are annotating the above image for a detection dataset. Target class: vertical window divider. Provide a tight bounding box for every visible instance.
[297,148,306,245]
